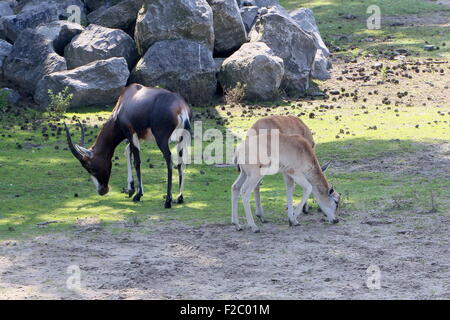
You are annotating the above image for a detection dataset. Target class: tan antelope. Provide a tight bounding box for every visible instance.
[232,132,339,233]
[246,115,330,223]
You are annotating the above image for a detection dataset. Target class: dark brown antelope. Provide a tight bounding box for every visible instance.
[64,83,192,208]
[246,115,330,222]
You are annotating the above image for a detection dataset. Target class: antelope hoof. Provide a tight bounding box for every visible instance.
[164,200,172,209]
[251,227,261,233]
[234,223,242,231]
[177,195,184,204]
[132,194,142,202]
[127,182,135,198]
[302,204,309,214]
[289,219,300,227]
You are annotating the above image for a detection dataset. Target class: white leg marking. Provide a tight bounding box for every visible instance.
[125,144,133,190]
[177,163,185,197]
[131,133,143,195]
[176,139,186,197]
[132,133,140,151]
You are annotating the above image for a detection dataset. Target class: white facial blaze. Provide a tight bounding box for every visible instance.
[91,175,100,192]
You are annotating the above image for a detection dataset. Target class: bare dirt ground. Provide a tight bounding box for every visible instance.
[383,11,450,27]
[1,208,449,300]
[1,143,449,300]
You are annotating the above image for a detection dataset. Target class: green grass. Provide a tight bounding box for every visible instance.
[0,101,448,240]
[280,0,450,58]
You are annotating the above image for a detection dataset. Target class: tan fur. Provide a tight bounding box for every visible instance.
[248,115,315,148]
[244,115,317,222]
[231,132,339,232]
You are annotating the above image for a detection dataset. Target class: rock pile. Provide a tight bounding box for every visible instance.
[0,0,331,108]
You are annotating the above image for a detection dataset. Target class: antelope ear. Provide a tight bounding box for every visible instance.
[321,161,332,172]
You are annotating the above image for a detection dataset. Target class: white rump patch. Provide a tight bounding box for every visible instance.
[170,108,189,143]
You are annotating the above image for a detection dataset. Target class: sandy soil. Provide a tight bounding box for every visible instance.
[1,209,449,300]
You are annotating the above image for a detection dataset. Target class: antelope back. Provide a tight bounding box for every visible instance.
[249,115,315,148]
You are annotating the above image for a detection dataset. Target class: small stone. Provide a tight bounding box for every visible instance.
[423,45,437,51]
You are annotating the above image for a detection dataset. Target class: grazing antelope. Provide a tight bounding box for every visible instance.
[64,83,192,208]
[232,133,339,233]
[246,115,330,222]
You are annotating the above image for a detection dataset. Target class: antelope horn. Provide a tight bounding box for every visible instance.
[321,161,332,172]
[76,119,85,146]
[64,122,84,162]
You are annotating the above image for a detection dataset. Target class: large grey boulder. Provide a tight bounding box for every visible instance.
[0,1,14,17]
[207,0,247,55]
[134,0,214,56]
[0,0,86,42]
[84,0,122,11]
[311,50,331,80]
[20,0,85,15]
[0,12,56,42]
[3,22,83,92]
[240,5,258,32]
[87,0,143,33]
[290,8,329,56]
[35,57,129,109]
[218,42,284,101]
[130,39,217,105]
[34,20,84,54]
[290,8,331,80]
[214,57,225,73]
[0,38,11,73]
[249,9,317,94]
[64,24,138,69]
[4,39,65,93]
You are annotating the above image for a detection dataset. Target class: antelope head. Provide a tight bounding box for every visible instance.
[317,185,340,224]
[64,121,111,196]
